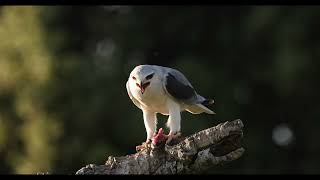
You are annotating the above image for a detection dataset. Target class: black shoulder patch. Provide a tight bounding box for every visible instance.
[165,73,196,101]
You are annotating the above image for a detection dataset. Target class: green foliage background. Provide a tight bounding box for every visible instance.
[0,6,319,174]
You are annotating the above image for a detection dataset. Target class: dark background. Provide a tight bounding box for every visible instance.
[0,6,319,174]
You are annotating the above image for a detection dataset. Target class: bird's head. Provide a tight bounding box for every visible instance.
[130,65,156,95]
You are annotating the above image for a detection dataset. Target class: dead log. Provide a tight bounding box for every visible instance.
[76,119,245,174]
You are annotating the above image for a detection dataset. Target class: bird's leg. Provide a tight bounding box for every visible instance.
[165,101,182,144]
[136,110,157,152]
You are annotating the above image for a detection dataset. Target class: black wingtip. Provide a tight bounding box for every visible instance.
[202,98,214,105]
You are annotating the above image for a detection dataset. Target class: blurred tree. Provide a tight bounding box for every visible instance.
[0,6,61,173]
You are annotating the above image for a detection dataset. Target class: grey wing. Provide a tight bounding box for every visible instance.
[163,69,205,105]
[126,81,141,109]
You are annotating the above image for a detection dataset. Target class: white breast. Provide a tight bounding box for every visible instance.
[130,79,170,115]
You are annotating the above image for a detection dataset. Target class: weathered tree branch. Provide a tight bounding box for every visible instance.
[76,119,245,174]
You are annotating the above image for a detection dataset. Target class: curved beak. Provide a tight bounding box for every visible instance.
[140,82,145,94]
[139,81,150,95]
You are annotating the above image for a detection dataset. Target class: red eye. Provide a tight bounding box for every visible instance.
[132,76,136,80]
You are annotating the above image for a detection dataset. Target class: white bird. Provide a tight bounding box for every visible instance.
[126,65,215,148]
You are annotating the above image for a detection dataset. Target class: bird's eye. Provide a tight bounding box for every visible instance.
[145,73,154,80]
[132,76,136,80]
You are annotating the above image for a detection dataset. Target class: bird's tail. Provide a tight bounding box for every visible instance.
[185,98,215,114]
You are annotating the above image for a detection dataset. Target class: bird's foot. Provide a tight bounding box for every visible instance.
[136,139,152,152]
[164,131,182,145]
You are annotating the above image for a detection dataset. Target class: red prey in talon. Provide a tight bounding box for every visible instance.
[136,128,183,152]
[152,128,182,146]
[152,128,166,145]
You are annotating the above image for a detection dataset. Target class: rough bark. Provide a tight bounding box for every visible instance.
[76,119,245,175]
